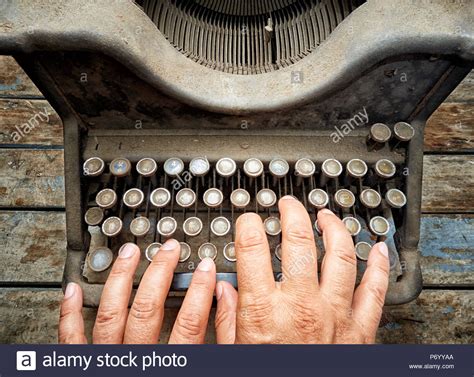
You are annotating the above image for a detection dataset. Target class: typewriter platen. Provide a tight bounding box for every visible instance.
[2,0,472,306]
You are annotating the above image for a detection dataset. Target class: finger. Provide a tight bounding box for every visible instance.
[215,281,238,344]
[93,243,140,344]
[352,242,390,341]
[279,196,318,292]
[235,213,275,298]
[59,283,87,344]
[124,239,180,344]
[318,209,357,309]
[169,258,216,344]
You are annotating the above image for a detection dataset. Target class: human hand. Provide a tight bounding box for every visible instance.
[59,240,216,344]
[214,196,390,344]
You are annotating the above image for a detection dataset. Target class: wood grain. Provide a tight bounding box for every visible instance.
[0,56,42,98]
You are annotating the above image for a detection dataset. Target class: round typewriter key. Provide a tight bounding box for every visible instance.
[179,242,192,263]
[385,188,407,209]
[216,157,237,178]
[150,188,171,208]
[102,216,123,237]
[257,189,277,208]
[164,157,185,177]
[322,159,343,178]
[295,158,316,178]
[375,159,396,179]
[314,220,322,235]
[83,157,105,177]
[211,216,231,237]
[203,188,224,208]
[176,188,197,208]
[123,188,145,209]
[223,242,237,262]
[84,207,104,226]
[96,188,117,209]
[346,159,368,179]
[189,157,210,177]
[198,243,218,260]
[360,188,382,209]
[334,189,356,209]
[269,158,289,178]
[183,216,203,237]
[355,242,372,261]
[157,217,178,237]
[308,189,329,209]
[88,247,113,272]
[243,158,264,178]
[264,216,281,236]
[342,217,362,236]
[136,158,158,177]
[369,216,390,236]
[230,188,251,208]
[130,216,150,237]
[145,242,162,262]
[393,122,415,142]
[369,123,392,143]
[275,244,282,261]
[110,157,132,177]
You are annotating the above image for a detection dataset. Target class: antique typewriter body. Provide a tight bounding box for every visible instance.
[1,1,473,306]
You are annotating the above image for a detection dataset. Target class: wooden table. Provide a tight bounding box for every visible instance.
[0,56,472,344]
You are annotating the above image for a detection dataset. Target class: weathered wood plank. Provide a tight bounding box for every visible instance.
[0,288,471,344]
[445,70,474,103]
[0,56,42,98]
[0,99,62,145]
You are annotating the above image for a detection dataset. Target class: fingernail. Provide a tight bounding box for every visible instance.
[319,209,334,215]
[160,239,179,251]
[216,282,224,300]
[119,243,137,259]
[378,242,389,257]
[64,283,76,299]
[197,257,214,272]
[281,195,296,201]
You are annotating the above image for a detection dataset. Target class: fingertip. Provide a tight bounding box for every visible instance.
[197,257,215,272]
[118,243,140,259]
[375,242,389,258]
[160,238,180,251]
[64,282,78,300]
[236,212,261,227]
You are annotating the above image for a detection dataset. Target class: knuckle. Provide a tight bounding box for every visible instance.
[109,262,132,278]
[129,296,161,321]
[284,226,314,246]
[95,307,122,327]
[332,248,357,268]
[292,303,319,334]
[239,296,272,328]
[215,306,235,331]
[150,256,174,270]
[175,311,205,338]
[365,282,387,309]
[236,230,267,253]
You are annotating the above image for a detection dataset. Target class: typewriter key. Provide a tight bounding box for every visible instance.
[157,217,178,237]
[334,189,356,209]
[216,157,237,178]
[369,123,391,144]
[136,158,158,177]
[308,189,329,209]
[183,216,203,237]
[96,188,117,209]
[164,157,185,177]
[110,157,132,177]
[244,158,264,178]
[88,247,114,272]
[150,187,171,208]
[375,159,396,179]
[393,122,415,142]
[130,216,151,237]
[369,216,390,236]
[342,217,362,236]
[360,188,382,209]
[295,158,316,178]
[211,216,231,237]
[123,188,145,209]
[321,159,343,186]
[314,220,322,235]
[176,188,197,208]
[189,157,210,177]
[355,242,372,261]
[385,188,407,209]
[264,216,281,236]
[102,216,123,237]
[275,244,282,261]
[198,243,218,260]
[84,207,104,226]
[269,158,290,178]
[145,242,162,262]
[203,188,224,208]
[223,242,237,262]
[83,157,105,177]
[257,189,277,208]
[179,242,192,262]
[230,188,251,208]
[346,159,368,179]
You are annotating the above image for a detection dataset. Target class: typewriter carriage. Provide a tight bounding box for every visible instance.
[1,0,473,306]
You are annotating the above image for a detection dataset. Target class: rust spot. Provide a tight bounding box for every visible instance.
[15,198,25,206]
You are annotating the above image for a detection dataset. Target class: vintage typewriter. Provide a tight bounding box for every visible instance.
[1,0,472,306]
